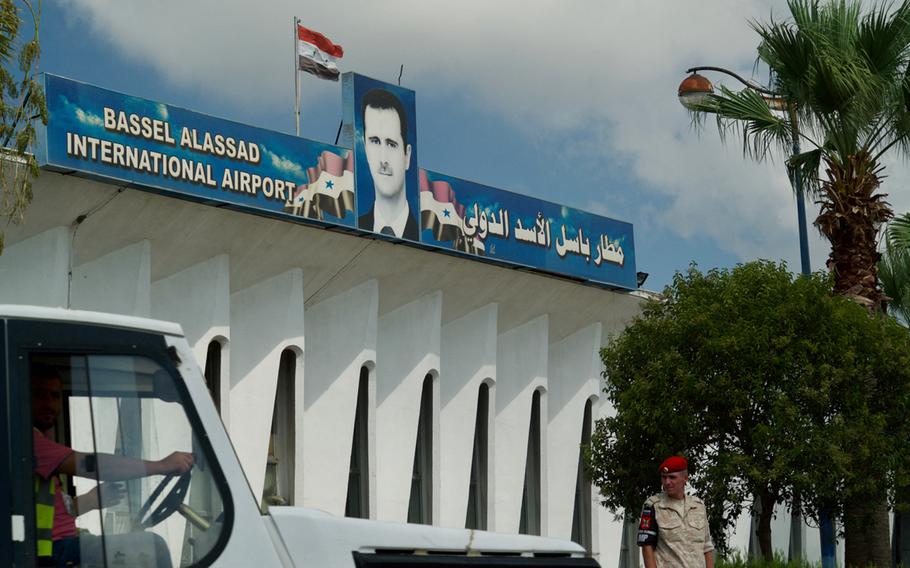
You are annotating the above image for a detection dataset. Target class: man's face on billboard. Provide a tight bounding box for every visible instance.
[363,105,411,199]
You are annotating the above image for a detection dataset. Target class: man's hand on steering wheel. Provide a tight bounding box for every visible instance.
[151,451,194,475]
[130,451,197,529]
[135,472,193,529]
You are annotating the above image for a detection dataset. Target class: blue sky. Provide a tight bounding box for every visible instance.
[41,0,905,292]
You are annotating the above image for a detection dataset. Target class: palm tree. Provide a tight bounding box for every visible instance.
[688,1,910,565]
[879,213,910,324]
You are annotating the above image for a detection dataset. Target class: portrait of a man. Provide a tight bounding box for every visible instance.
[355,86,419,240]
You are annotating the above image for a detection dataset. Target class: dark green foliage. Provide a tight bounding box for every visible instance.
[587,261,910,557]
[717,551,821,567]
[880,213,910,324]
[0,0,46,252]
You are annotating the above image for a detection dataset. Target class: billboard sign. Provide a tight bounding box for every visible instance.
[343,73,420,241]
[418,169,634,287]
[36,74,356,227]
[37,74,637,289]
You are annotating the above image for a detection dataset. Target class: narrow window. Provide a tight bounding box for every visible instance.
[571,399,594,551]
[408,374,434,524]
[203,339,222,411]
[519,390,542,535]
[262,349,296,510]
[465,382,489,530]
[346,367,370,518]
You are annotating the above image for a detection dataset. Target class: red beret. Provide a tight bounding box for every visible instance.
[659,456,688,473]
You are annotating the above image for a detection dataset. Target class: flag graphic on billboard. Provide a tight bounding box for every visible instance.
[285,149,355,220]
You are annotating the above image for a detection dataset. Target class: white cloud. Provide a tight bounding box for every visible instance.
[56,0,910,270]
[62,96,102,126]
[74,107,102,127]
[263,146,305,178]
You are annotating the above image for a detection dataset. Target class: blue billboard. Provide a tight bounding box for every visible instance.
[36,74,356,227]
[36,73,637,289]
[343,73,420,241]
[418,169,633,286]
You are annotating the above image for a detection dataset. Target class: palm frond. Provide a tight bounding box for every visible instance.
[879,220,910,323]
[696,86,793,162]
[881,63,910,159]
[888,211,910,249]
[856,0,910,80]
[753,14,813,100]
[787,147,823,198]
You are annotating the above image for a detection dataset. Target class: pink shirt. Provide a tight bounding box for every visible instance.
[32,429,78,540]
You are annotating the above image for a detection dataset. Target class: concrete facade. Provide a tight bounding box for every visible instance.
[0,167,849,566]
[2,171,653,566]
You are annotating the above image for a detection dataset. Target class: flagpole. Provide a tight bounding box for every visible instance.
[294,16,301,136]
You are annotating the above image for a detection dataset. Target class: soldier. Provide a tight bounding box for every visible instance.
[638,456,714,568]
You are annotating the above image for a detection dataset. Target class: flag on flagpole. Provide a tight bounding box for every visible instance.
[296,23,344,81]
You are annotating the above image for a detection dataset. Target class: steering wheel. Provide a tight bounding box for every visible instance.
[135,472,192,529]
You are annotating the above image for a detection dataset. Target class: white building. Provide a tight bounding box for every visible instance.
[0,73,661,567]
[0,73,838,567]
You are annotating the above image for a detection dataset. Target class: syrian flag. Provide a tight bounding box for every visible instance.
[419,169,465,242]
[297,23,344,81]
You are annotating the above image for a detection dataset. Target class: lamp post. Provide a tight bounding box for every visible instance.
[678,66,834,567]
[677,67,812,278]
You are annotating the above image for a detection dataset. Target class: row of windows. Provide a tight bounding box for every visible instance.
[203,340,595,549]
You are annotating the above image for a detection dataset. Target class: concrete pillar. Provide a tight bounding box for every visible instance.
[151,254,231,365]
[771,502,792,557]
[228,268,305,501]
[547,323,603,543]
[494,315,549,534]
[0,226,70,306]
[374,291,442,522]
[595,369,628,567]
[71,240,151,317]
[439,303,498,529]
[302,279,378,516]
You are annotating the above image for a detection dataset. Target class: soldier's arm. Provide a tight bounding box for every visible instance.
[637,499,659,568]
[642,545,658,568]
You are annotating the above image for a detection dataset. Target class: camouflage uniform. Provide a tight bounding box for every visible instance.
[638,492,714,567]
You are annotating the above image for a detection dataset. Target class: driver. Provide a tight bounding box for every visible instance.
[32,363,194,567]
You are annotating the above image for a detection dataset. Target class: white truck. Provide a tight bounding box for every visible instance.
[2,305,598,567]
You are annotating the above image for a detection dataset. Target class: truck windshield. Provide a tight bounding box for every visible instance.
[31,352,229,567]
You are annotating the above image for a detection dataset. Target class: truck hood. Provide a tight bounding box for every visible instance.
[266,507,587,566]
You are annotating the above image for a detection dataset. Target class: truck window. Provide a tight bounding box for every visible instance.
[30,352,230,567]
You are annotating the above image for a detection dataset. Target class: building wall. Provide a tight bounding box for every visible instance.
[5,171,838,566]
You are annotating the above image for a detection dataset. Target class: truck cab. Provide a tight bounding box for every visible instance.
[1,306,598,567]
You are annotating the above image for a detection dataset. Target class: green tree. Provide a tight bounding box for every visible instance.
[587,262,910,563]
[0,0,45,253]
[687,1,910,562]
[879,212,910,324]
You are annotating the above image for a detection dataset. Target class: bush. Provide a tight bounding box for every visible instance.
[717,551,820,568]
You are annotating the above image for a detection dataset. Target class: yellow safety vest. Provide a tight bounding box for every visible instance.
[34,474,55,557]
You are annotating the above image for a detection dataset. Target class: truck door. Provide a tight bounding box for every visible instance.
[5,318,234,567]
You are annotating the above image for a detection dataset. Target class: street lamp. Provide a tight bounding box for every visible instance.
[678,65,835,568]
[677,66,811,278]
